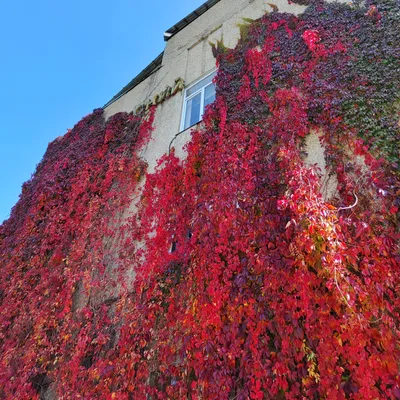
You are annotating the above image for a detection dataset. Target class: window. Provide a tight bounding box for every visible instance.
[181,70,217,131]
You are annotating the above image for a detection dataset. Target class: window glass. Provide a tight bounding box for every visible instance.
[182,71,217,131]
[204,84,216,108]
[186,72,216,97]
[184,93,201,129]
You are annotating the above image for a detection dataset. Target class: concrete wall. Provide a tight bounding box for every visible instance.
[104,0,307,173]
[304,130,338,200]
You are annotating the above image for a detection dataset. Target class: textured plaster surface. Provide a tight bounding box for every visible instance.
[304,131,338,200]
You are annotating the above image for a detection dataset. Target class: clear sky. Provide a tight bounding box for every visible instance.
[0,0,204,223]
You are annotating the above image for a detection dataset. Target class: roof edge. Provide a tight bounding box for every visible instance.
[103,52,164,109]
[164,0,221,41]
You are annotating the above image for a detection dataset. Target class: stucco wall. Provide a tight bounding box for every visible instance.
[304,130,338,200]
[104,0,307,173]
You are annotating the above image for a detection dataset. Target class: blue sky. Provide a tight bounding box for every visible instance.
[0,0,203,223]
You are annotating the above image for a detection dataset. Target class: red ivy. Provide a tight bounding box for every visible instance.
[0,1,399,399]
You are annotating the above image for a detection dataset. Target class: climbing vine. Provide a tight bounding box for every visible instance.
[0,108,155,398]
[0,0,399,398]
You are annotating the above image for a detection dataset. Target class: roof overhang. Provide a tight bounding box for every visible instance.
[103,52,163,109]
[163,0,221,41]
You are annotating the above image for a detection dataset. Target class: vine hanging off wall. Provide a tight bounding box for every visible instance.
[1,0,400,398]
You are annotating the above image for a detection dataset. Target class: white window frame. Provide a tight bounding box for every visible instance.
[180,70,217,132]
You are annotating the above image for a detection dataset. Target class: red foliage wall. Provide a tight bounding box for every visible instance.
[1,0,399,398]
[0,108,155,398]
